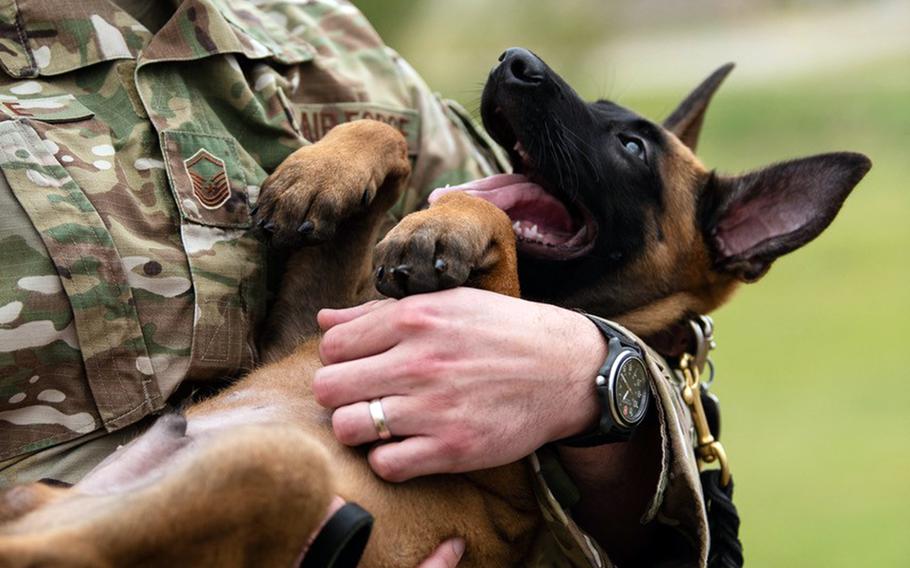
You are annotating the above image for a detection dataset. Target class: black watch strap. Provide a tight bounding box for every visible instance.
[584,313,643,355]
[558,313,646,447]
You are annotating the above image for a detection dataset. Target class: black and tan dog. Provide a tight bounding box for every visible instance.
[0,49,869,567]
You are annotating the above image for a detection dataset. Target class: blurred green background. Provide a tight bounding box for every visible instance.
[356,0,909,565]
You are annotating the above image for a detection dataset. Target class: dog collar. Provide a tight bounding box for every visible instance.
[645,316,716,362]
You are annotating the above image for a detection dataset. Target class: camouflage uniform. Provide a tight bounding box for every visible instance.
[0,0,708,565]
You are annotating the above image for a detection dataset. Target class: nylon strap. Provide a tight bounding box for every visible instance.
[702,469,744,568]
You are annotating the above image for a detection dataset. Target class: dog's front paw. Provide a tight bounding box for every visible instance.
[252,160,367,246]
[253,120,410,246]
[374,192,519,298]
[374,213,475,299]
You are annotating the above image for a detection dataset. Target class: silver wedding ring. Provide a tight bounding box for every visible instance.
[369,398,392,440]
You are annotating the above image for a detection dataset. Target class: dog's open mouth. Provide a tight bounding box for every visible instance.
[428,112,596,261]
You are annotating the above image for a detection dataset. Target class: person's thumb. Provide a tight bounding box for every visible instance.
[416,538,465,568]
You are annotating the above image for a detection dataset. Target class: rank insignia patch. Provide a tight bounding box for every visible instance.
[184,149,230,210]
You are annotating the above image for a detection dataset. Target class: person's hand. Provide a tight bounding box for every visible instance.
[313,287,606,481]
[418,538,465,568]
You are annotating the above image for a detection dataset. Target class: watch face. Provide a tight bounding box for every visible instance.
[612,355,649,426]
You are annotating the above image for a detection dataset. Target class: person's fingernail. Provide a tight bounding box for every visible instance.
[452,538,465,558]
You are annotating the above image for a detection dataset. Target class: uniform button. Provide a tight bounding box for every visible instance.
[143,261,162,276]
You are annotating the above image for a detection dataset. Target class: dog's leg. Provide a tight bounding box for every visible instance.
[372,192,543,559]
[374,192,520,299]
[254,119,411,360]
[0,422,334,567]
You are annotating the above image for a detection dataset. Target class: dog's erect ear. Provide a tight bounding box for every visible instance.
[663,63,734,152]
[701,152,871,281]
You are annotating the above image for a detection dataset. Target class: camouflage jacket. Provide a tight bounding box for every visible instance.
[0,0,707,566]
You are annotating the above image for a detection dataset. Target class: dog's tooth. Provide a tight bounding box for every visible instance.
[513,221,521,231]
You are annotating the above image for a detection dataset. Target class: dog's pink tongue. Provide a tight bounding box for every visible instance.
[428,174,575,235]
[428,174,530,205]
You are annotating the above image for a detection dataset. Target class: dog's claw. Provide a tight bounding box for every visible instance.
[298,220,315,235]
[434,258,447,272]
[375,264,416,298]
[391,264,412,278]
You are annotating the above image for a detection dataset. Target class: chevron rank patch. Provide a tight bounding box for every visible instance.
[185,149,230,210]
[161,131,253,229]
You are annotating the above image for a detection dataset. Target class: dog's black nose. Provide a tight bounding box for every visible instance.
[498,47,546,86]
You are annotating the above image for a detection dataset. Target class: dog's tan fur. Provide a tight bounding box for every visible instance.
[561,133,739,337]
[0,74,869,564]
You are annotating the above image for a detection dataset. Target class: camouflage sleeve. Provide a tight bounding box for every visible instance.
[386,50,509,220]
[527,340,710,567]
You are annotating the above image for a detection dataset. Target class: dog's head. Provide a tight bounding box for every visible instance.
[450,48,870,336]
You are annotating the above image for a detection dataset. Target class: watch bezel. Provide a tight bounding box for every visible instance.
[607,350,650,428]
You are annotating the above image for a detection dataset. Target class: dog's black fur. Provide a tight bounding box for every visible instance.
[478,48,870,331]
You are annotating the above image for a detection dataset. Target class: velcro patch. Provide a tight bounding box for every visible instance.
[0,94,94,123]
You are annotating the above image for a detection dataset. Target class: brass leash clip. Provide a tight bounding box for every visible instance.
[679,316,731,487]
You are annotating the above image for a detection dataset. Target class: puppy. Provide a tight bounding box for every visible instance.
[0,49,869,567]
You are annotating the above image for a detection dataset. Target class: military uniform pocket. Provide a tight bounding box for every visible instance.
[158,130,264,378]
[0,93,94,123]
[0,119,163,461]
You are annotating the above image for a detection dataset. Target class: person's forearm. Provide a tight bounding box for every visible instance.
[556,410,661,565]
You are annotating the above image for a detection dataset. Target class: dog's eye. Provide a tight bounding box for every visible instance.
[619,136,646,161]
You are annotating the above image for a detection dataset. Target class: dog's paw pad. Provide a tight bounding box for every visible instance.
[374,223,475,298]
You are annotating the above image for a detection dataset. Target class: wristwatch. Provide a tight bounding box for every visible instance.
[559,314,651,447]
